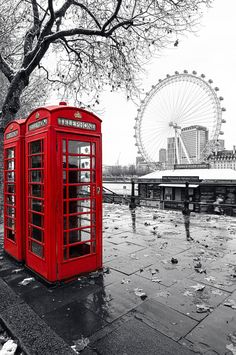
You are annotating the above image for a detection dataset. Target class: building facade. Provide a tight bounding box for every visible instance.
[137,168,236,216]
[180,125,208,163]
[208,148,236,170]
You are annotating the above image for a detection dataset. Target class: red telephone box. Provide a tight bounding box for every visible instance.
[24,103,102,282]
[4,119,26,261]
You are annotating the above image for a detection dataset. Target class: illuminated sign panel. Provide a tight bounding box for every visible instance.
[29,118,48,131]
[6,129,19,139]
[58,118,96,131]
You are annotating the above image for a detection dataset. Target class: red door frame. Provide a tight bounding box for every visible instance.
[25,132,56,280]
[4,123,25,262]
[56,132,102,280]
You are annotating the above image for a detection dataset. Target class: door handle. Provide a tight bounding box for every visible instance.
[96,187,100,195]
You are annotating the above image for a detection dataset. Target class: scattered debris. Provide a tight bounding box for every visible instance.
[144,222,150,226]
[183,291,193,297]
[196,304,211,313]
[18,277,35,286]
[190,284,205,291]
[171,257,178,264]
[224,299,236,309]
[205,276,216,282]
[160,242,168,249]
[130,253,139,260]
[103,266,110,274]
[156,291,170,298]
[0,339,17,355]
[211,289,223,296]
[226,343,236,355]
[11,268,24,274]
[152,277,161,283]
[121,278,131,284]
[134,288,147,300]
[71,335,90,353]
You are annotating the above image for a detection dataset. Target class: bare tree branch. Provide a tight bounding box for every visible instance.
[0,53,14,82]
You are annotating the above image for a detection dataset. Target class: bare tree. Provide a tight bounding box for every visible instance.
[0,72,49,118]
[0,0,212,125]
[0,0,212,218]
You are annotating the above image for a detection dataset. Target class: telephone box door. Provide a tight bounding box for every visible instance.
[57,133,102,280]
[25,134,49,278]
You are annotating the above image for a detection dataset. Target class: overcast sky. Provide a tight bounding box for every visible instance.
[100,0,236,166]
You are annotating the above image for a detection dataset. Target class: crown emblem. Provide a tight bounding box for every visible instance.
[74,111,82,119]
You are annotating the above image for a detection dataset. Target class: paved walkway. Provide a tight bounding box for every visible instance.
[0,204,236,354]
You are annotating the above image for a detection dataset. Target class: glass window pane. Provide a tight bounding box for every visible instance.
[6,229,15,241]
[7,218,15,228]
[6,194,15,205]
[7,206,15,217]
[64,232,68,245]
[68,215,91,229]
[69,215,81,229]
[69,229,81,243]
[31,184,42,197]
[69,243,90,258]
[68,141,90,155]
[63,170,66,183]
[69,228,91,243]
[30,140,41,154]
[68,171,91,184]
[7,148,15,158]
[92,157,95,169]
[30,170,43,182]
[91,143,95,155]
[7,160,15,170]
[31,227,43,242]
[32,213,43,227]
[30,155,42,168]
[7,172,15,182]
[69,185,90,198]
[81,228,91,241]
[7,184,15,194]
[68,156,91,169]
[31,241,44,257]
[30,199,43,212]
[69,199,91,214]
[63,140,66,153]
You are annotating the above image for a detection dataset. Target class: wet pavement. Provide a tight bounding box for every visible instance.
[0,204,236,354]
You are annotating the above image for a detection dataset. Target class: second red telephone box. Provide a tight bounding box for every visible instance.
[24,103,102,282]
[4,119,26,261]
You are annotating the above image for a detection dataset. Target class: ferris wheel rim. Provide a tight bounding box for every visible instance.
[134,72,224,167]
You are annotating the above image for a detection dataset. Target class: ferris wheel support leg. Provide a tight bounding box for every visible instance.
[178,134,192,164]
[175,131,180,164]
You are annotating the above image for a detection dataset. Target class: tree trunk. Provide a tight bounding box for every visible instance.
[0,72,29,223]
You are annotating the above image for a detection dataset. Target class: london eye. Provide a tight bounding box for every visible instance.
[134,71,226,169]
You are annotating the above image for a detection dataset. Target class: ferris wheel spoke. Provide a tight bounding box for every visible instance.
[179,94,214,124]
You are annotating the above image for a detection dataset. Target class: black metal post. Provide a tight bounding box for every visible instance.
[129,179,136,209]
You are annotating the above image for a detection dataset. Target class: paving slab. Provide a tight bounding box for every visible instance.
[153,278,230,321]
[136,256,195,287]
[43,300,108,344]
[106,253,154,275]
[189,259,236,293]
[81,317,196,355]
[83,274,165,323]
[133,298,198,341]
[185,305,236,354]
